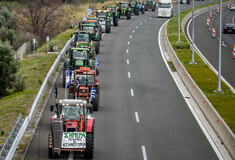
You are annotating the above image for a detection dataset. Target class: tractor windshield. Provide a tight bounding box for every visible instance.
[83,26,95,33]
[97,12,107,18]
[75,74,95,86]
[73,51,88,60]
[121,3,128,8]
[159,3,171,8]
[77,34,89,42]
[108,7,115,12]
[62,106,82,120]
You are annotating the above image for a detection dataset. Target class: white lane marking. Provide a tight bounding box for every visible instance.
[102,33,106,37]
[135,112,140,122]
[126,49,129,53]
[127,41,130,45]
[130,35,132,38]
[149,17,152,19]
[160,20,226,160]
[144,19,147,22]
[68,151,74,160]
[119,20,126,24]
[136,26,139,29]
[130,89,134,96]
[140,22,143,25]
[127,59,129,64]
[141,146,148,160]
[133,30,135,33]
[128,72,131,78]
[111,26,113,29]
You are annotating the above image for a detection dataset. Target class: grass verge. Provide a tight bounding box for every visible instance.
[167,1,235,133]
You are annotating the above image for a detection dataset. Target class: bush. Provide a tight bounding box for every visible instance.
[14,73,26,92]
[0,40,18,97]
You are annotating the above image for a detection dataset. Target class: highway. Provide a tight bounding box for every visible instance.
[187,6,235,89]
[25,2,220,160]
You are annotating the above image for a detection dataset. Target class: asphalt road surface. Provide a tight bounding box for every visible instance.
[187,6,235,89]
[25,2,219,160]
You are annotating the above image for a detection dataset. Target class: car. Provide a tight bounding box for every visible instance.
[230,4,235,11]
[223,23,235,33]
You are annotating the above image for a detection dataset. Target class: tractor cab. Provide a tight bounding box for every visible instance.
[49,98,94,158]
[69,48,93,70]
[68,67,99,111]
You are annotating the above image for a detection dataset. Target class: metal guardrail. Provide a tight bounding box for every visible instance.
[0,114,24,160]
[0,37,73,160]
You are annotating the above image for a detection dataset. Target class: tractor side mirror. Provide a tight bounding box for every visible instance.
[50,105,54,112]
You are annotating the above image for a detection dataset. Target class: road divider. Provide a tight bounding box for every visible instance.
[176,2,235,158]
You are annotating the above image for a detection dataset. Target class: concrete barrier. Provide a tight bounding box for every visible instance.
[164,5,235,158]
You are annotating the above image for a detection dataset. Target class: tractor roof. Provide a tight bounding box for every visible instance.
[58,99,87,106]
[85,19,97,22]
[71,48,89,51]
[75,31,90,34]
[97,10,108,12]
[82,23,96,27]
[87,17,99,20]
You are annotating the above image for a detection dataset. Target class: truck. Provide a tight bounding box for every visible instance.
[48,97,95,158]
[157,0,173,18]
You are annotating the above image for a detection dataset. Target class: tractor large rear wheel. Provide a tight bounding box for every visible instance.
[127,12,131,20]
[48,133,53,158]
[92,85,99,111]
[84,133,94,159]
[114,17,118,26]
[94,41,99,54]
[142,8,145,14]
[106,22,111,33]
[63,60,68,88]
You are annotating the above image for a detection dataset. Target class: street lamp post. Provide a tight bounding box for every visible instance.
[216,0,222,92]
[190,0,196,64]
[177,0,181,43]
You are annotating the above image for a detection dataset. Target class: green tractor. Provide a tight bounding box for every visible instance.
[117,2,132,20]
[105,5,119,26]
[84,18,103,40]
[78,23,100,54]
[70,31,95,57]
[96,10,112,33]
[144,0,156,11]
[129,0,140,15]
[63,48,96,88]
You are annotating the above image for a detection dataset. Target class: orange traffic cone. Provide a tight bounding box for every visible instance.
[222,41,225,47]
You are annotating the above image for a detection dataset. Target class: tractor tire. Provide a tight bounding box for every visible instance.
[94,41,99,54]
[145,8,147,11]
[142,8,145,14]
[106,22,111,33]
[68,93,73,99]
[127,12,131,20]
[84,133,94,159]
[92,95,99,111]
[100,33,102,41]
[48,133,53,158]
[63,60,68,88]
[114,17,118,26]
[152,8,155,11]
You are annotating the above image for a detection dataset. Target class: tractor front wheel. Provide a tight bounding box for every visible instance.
[94,41,100,54]
[127,12,131,20]
[106,22,111,33]
[142,8,145,14]
[63,60,68,88]
[114,17,118,26]
[84,133,94,159]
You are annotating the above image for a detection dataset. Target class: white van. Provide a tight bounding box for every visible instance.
[158,0,173,18]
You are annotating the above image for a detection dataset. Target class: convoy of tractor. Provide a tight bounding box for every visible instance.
[48,1,156,158]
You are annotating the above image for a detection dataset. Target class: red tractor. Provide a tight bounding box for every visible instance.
[48,98,95,159]
[68,67,100,111]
